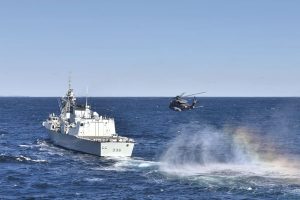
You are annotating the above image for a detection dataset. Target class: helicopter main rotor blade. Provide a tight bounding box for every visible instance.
[183,92,206,97]
[179,92,186,97]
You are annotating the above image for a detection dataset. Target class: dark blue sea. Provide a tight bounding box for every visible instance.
[0,97,300,199]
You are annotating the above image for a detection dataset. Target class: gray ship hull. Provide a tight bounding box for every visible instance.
[48,131,134,157]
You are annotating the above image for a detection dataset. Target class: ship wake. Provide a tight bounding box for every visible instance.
[93,157,159,172]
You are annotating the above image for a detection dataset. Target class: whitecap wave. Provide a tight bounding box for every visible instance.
[0,154,47,163]
[18,144,40,149]
[16,155,47,163]
[84,177,104,182]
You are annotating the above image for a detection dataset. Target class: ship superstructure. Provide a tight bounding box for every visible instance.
[42,84,134,157]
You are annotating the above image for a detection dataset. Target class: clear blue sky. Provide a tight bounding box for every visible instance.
[0,0,299,97]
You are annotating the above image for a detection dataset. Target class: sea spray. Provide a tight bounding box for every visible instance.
[160,123,300,179]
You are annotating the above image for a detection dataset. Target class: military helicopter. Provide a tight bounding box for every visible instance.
[169,92,205,112]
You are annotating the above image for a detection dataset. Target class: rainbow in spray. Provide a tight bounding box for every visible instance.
[160,124,300,183]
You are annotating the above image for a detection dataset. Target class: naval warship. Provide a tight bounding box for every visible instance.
[42,83,134,157]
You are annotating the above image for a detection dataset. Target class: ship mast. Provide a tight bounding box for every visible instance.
[62,73,76,115]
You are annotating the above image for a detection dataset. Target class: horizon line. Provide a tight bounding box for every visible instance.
[0,96,300,98]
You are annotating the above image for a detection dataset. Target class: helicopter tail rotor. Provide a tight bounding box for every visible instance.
[190,97,198,108]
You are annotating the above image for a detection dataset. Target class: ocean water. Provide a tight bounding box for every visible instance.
[0,97,299,199]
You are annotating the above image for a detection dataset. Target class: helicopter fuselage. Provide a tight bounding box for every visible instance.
[169,98,197,112]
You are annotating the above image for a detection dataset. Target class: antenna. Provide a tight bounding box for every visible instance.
[85,86,88,108]
[57,98,62,112]
[68,72,72,90]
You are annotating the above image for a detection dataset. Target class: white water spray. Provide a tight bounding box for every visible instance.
[159,124,300,180]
